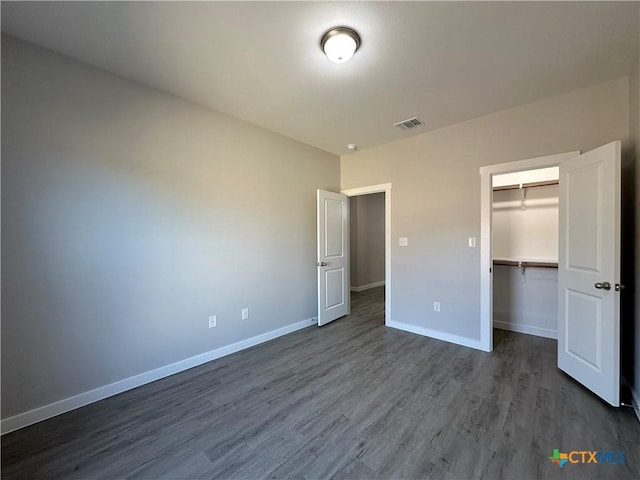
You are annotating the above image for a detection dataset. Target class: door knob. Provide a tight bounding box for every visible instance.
[316,261,328,267]
[594,281,611,291]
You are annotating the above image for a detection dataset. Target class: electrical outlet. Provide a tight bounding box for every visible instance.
[208,315,217,328]
[399,237,408,247]
[433,302,440,312]
[241,308,249,320]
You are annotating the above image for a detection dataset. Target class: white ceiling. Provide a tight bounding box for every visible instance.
[2,1,639,156]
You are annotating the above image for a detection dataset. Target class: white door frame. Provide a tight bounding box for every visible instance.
[479,152,579,352]
[341,183,392,325]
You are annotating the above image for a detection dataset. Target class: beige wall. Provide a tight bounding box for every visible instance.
[349,193,385,289]
[1,35,340,420]
[341,77,629,341]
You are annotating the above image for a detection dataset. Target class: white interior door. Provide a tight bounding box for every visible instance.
[558,141,621,406]
[317,189,350,326]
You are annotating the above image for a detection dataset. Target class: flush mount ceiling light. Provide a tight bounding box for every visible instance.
[321,26,361,63]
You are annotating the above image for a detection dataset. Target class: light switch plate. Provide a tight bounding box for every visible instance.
[399,237,408,247]
[468,237,476,248]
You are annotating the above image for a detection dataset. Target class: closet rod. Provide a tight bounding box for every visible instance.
[493,180,558,192]
[493,259,558,269]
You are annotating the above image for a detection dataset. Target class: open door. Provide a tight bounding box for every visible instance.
[558,141,621,406]
[317,189,350,326]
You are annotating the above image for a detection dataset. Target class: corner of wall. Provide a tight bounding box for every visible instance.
[628,62,640,416]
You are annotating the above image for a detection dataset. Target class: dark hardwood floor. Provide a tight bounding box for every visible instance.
[3,286,640,479]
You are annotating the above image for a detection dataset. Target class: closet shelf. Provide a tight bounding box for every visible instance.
[493,180,558,192]
[493,259,558,269]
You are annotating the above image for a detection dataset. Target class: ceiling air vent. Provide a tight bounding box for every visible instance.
[394,117,424,131]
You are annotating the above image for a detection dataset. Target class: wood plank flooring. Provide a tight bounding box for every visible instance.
[3,286,640,479]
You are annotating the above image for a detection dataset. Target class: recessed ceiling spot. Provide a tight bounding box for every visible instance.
[346,144,358,151]
[394,117,424,130]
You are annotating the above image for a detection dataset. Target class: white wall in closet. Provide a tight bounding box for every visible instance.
[493,169,559,262]
[492,185,559,262]
[492,167,558,188]
[492,169,559,339]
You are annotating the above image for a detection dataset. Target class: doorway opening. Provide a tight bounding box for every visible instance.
[342,183,392,326]
[479,151,579,352]
[349,192,386,324]
[492,167,559,347]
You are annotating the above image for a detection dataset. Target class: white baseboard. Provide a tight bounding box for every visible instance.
[386,320,483,351]
[1,317,317,435]
[351,281,385,292]
[632,387,640,424]
[494,320,557,340]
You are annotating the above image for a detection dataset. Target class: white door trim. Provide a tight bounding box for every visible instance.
[341,183,392,326]
[479,152,579,352]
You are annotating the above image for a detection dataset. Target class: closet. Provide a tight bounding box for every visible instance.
[492,167,559,339]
